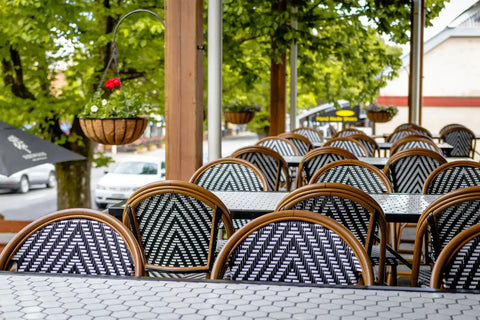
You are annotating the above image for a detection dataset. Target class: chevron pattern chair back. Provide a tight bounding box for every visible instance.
[231,146,290,191]
[393,123,432,138]
[122,180,234,279]
[256,137,299,156]
[441,126,476,157]
[348,133,378,157]
[423,161,480,194]
[386,129,430,143]
[431,224,480,290]
[278,132,312,155]
[297,146,357,187]
[390,136,442,156]
[276,183,387,283]
[211,210,374,286]
[439,123,466,136]
[310,160,393,194]
[332,128,363,138]
[190,158,268,192]
[323,137,369,157]
[0,209,144,276]
[292,127,323,143]
[411,187,480,287]
[383,148,447,193]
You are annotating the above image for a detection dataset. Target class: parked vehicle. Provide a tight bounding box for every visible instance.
[94,156,165,208]
[0,163,56,193]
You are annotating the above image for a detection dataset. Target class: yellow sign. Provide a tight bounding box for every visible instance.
[336,110,355,117]
[316,116,358,122]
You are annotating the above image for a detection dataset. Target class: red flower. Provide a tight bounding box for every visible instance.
[105,78,122,90]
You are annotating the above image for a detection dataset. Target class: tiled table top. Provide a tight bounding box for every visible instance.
[1,272,479,319]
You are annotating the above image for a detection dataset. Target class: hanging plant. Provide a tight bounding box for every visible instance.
[365,104,398,123]
[222,103,261,124]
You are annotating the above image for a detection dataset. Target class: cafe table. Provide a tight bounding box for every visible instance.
[108,192,440,224]
[1,272,479,319]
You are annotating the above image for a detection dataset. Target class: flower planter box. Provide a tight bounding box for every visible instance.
[224,111,255,124]
[366,111,392,123]
[79,116,148,145]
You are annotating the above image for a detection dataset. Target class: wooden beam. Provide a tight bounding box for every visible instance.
[270,53,287,136]
[165,0,203,180]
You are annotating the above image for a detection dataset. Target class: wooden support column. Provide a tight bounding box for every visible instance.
[165,0,203,180]
[270,53,287,136]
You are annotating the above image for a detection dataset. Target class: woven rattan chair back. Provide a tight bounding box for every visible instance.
[190,158,268,192]
[323,137,369,157]
[441,126,476,157]
[122,180,234,279]
[256,136,299,157]
[276,183,387,283]
[211,210,374,285]
[310,159,393,194]
[297,146,357,188]
[393,123,432,138]
[278,132,312,155]
[0,209,144,276]
[439,123,466,136]
[332,128,364,138]
[348,133,378,157]
[292,127,324,144]
[231,146,291,191]
[431,224,480,290]
[383,148,447,193]
[423,161,480,194]
[389,136,442,155]
[386,129,431,143]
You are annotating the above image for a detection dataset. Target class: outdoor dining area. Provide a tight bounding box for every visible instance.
[2,122,480,319]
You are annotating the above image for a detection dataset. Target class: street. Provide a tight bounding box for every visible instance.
[0,132,258,221]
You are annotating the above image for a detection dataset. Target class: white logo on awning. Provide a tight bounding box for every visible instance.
[8,135,31,153]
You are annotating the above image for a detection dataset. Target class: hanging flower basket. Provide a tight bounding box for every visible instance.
[224,111,255,124]
[366,111,392,123]
[79,116,148,145]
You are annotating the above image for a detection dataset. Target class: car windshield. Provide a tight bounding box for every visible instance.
[111,161,158,175]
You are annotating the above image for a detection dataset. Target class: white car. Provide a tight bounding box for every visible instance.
[95,156,165,208]
[0,163,56,193]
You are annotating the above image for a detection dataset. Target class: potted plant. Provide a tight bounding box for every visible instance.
[79,78,152,145]
[365,104,398,123]
[223,103,261,124]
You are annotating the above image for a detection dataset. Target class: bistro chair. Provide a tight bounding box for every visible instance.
[386,129,432,143]
[332,128,364,138]
[411,187,480,287]
[292,127,324,144]
[439,123,466,137]
[430,224,480,290]
[122,180,234,279]
[423,161,480,194]
[310,159,393,194]
[231,145,291,191]
[296,146,357,188]
[440,126,476,158]
[0,208,144,277]
[256,136,299,157]
[389,136,442,156]
[393,123,432,138]
[348,133,379,157]
[211,210,374,286]
[276,183,388,284]
[323,137,369,157]
[190,158,268,229]
[278,132,312,155]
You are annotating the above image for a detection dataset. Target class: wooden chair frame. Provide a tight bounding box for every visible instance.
[256,136,300,156]
[278,132,312,155]
[393,123,432,138]
[292,127,324,143]
[386,129,431,143]
[440,126,476,158]
[389,136,442,155]
[210,210,374,286]
[347,133,379,157]
[332,128,364,138]
[423,161,480,194]
[323,137,369,157]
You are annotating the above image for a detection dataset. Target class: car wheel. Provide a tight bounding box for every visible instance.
[95,202,107,209]
[46,172,56,188]
[18,176,30,193]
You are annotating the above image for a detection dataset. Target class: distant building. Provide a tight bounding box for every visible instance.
[375,1,480,136]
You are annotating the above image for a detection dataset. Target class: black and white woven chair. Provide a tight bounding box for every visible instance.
[296,146,357,188]
[439,123,466,137]
[348,133,379,157]
[332,128,364,138]
[411,187,480,287]
[389,136,442,156]
[323,137,369,158]
[393,123,432,138]
[278,132,312,156]
[275,183,388,284]
[122,180,234,279]
[0,209,144,277]
[386,129,432,143]
[423,161,480,194]
[211,210,374,286]
[431,224,480,290]
[292,127,324,144]
[440,126,476,158]
[190,158,268,229]
[256,136,299,157]
[231,145,291,191]
[310,159,393,194]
